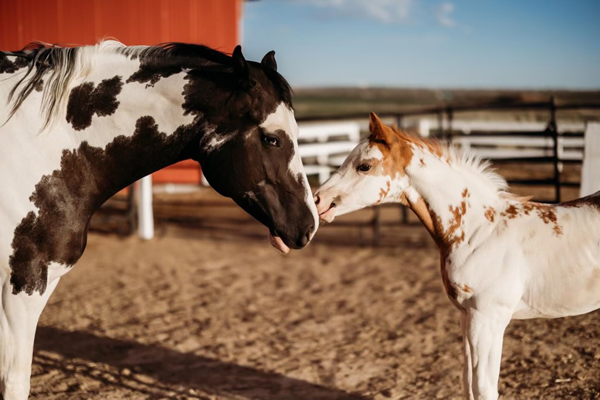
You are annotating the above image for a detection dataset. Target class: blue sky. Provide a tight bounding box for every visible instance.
[242,0,600,89]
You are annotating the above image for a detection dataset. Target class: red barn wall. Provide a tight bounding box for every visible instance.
[0,0,242,184]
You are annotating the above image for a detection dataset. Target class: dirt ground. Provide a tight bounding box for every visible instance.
[30,196,600,400]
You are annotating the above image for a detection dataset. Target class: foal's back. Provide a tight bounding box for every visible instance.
[509,191,600,319]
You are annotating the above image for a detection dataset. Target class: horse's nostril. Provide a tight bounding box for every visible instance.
[298,232,309,247]
[314,195,320,205]
[299,223,315,247]
[330,202,336,208]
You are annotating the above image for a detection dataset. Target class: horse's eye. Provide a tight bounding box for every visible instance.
[357,163,372,172]
[262,135,279,147]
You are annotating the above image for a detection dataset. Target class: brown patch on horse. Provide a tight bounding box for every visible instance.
[522,202,563,236]
[407,196,436,236]
[368,113,414,178]
[66,76,124,131]
[9,116,200,295]
[368,113,446,178]
[377,180,391,204]
[458,284,472,293]
[499,201,563,235]
[500,204,520,219]
[0,52,28,74]
[426,196,467,251]
[388,123,444,158]
[426,209,463,307]
[446,201,467,248]
[484,206,496,222]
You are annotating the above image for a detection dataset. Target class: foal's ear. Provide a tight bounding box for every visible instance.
[261,51,277,71]
[232,45,250,81]
[368,112,395,148]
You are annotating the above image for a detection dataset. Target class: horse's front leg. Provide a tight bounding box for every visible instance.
[1,278,60,400]
[462,308,511,400]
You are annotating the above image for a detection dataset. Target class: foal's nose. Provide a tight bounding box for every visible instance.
[314,193,337,216]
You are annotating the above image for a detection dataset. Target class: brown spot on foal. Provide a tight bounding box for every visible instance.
[523,202,563,236]
[484,206,496,222]
[501,204,520,219]
[459,284,472,293]
[378,180,391,204]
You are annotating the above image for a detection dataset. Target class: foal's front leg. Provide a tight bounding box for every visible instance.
[461,313,474,400]
[462,309,511,400]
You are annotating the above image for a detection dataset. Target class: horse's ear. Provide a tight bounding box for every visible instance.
[261,50,277,71]
[368,112,394,148]
[369,112,384,133]
[232,45,250,81]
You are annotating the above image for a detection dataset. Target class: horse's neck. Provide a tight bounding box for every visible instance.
[1,53,204,217]
[404,148,501,251]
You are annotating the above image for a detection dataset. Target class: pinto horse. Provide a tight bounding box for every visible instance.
[0,40,318,399]
[315,113,600,399]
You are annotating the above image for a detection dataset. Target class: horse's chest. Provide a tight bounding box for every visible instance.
[9,208,89,295]
[8,167,95,296]
[439,248,499,309]
[439,252,471,309]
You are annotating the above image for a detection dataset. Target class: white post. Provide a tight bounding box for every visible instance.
[581,122,600,197]
[419,119,430,137]
[137,175,154,240]
[348,123,361,143]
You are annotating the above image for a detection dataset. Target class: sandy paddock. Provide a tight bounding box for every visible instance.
[30,195,599,400]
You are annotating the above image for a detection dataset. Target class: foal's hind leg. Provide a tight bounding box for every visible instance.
[0,278,59,400]
[462,308,511,400]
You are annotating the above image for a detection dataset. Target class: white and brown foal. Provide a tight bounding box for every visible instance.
[315,113,600,399]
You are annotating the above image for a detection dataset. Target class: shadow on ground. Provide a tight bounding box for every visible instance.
[34,326,368,400]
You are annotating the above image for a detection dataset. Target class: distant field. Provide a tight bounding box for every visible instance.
[292,87,600,121]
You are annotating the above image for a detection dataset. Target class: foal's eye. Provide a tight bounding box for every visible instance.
[262,135,279,147]
[357,164,372,173]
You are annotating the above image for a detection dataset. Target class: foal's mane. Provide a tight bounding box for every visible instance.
[390,125,510,196]
[3,40,292,129]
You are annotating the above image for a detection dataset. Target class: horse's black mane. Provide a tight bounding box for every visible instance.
[3,41,292,127]
[127,42,293,106]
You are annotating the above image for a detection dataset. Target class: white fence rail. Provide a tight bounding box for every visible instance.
[418,119,585,136]
[298,121,361,184]
[453,135,585,161]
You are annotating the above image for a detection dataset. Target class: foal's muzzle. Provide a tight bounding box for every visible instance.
[314,194,338,223]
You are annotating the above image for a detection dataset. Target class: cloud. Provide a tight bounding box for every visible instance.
[436,2,456,27]
[304,0,415,24]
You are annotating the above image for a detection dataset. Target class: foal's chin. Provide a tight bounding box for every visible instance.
[319,208,337,224]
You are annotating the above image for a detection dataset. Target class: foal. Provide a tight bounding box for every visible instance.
[315,113,600,399]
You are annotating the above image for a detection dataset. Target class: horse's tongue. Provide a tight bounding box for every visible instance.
[269,234,290,254]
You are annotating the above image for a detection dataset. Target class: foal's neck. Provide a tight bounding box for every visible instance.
[403,147,502,251]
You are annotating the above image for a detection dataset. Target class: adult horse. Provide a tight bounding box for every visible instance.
[0,40,318,399]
